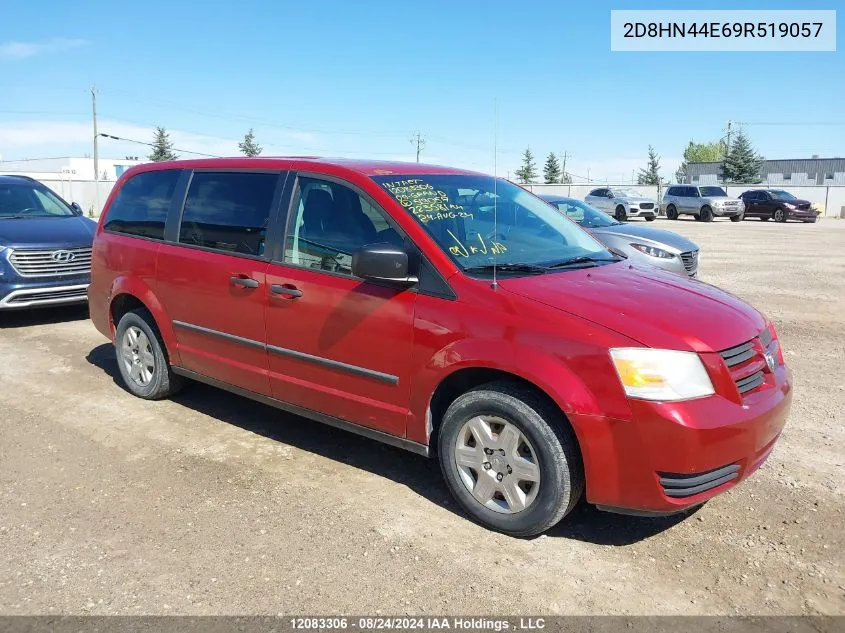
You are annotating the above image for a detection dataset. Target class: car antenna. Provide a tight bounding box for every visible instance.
[491,98,499,290]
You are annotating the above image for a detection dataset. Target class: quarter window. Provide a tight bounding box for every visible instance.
[284,176,402,276]
[104,169,181,240]
[179,172,278,256]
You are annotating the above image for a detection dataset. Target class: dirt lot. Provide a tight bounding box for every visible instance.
[1,218,843,616]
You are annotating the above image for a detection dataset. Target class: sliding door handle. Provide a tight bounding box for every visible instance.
[230,276,260,289]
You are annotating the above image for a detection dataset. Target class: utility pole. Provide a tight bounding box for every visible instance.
[91,85,99,215]
[587,167,590,183]
[410,131,426,163]
[724,120,732,158]
[559,151,569,183]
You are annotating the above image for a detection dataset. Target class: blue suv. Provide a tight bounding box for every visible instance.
[0,175,96,310]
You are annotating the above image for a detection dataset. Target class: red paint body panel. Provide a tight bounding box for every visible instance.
[264,263,415,437]
[89,157,795,516]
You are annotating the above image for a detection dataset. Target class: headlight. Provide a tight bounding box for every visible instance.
[784,203,797,209]
[609,348,715,401]
[630,243,674,259]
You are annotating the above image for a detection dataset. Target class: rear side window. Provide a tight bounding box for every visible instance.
[104,170,181,240]
[179,171,278,257]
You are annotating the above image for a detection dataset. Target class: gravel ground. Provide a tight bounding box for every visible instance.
[0,217,843,616]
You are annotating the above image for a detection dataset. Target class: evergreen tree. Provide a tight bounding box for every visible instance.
[637,145,661,185]
[676,140,723,182]
[543,152,561,184]
[514,148,538,184]
[720,129,764,184]
[148,127,178,162]
[238,128,263,157]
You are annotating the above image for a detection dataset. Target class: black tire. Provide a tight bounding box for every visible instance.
[666,205,679,220]
[437,381,584,537]
[699,205,714,222]
[730,213,744,222]
[645,215,656,222]
[774,207,787,223]
[614,205,627,222]
[114,308,183,400]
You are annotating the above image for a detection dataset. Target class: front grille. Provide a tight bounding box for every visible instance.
[797,203,810,210]
[680,250,699,276]
[659,464,740,498]
[6,287,88,304]
[8,247,92,278]
[720,329,776,397]
[639,202,655,210]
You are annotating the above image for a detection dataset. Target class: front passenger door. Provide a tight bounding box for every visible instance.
[264,174,416,438]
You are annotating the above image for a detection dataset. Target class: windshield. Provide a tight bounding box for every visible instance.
[545,198,619,228]
[699,186,727,197]
[612,189,639,198]
[373,175,615,274]
[0,183,74,218]
[769,190,797,200]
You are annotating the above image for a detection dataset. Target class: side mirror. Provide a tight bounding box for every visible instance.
[70,202,84,216]
[352,244,417,285]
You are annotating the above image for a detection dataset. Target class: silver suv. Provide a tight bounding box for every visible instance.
[584,187,657,222]
[662,185,745,222]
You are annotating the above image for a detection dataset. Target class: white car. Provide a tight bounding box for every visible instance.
[584,187,658,222]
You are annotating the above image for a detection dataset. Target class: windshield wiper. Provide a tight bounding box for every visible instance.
[546,255,620,269]
[463,263,550,275]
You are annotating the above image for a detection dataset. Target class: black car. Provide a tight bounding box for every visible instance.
[739,189,820,223]
[0,175,96,309]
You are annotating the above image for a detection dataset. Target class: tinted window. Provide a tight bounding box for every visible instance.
[284,176,403,276]
[179,172,278,256]
[588,189,602,197]
[105,170,181,239]
[666,187,679,196]
[700,186,727,197]
[684,187,699,197]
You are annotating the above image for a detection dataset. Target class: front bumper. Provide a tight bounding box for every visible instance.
[574,364,792,513]
[713,206,744,216]
[627,206,656,218]
[0,276,90,309]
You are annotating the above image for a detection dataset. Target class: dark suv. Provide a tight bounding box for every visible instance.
[739,189,820,223]
[0,175,96,310]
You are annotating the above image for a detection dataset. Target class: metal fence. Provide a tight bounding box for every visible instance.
[4,175,845,219]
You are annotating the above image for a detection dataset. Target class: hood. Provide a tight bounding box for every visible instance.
[500,263,765,352]
[590,223,698,253]
[0,216,96,249]
[618,196,654,203]
[785,198,812,207]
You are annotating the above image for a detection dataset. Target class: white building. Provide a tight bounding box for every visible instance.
[0,156,144,182]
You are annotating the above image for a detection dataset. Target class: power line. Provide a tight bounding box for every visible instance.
[97,133,221,158]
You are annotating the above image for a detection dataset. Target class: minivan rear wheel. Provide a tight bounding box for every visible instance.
[666,205,678,220]
[614,205,627,222]
[115,308,183,400]
[438,382,583,536]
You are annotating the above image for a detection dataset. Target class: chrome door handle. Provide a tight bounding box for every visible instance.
[271,284,303,298]
[230,276,260,289]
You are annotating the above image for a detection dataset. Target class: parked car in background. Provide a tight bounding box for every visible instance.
[541,195,700,277]
[89,157,792,536]
[0,175,95,310]
[739,190,820,223]
[662,185,745,222]
[584,187,657,222]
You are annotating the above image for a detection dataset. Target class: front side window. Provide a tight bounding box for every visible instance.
[374,175,614,274]
[0,183,74,218]
[700,186,727,197]
[284,176,402,276]
[104,169,181,239]
[769,190,797,201]
[179,171,278,256]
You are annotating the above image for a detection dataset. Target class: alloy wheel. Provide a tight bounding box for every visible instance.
[121,326,155,387]
[454,415,541,514]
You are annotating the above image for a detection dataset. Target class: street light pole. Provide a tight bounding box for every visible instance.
[91,85,99,216]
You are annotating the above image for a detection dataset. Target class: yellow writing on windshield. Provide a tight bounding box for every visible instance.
[382,179,473,224]
[447,230,507,258]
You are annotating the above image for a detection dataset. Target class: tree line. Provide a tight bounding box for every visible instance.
[514,129,765,186]
[147,124,765,186]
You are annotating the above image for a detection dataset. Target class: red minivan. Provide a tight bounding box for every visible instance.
[89,158,792,536]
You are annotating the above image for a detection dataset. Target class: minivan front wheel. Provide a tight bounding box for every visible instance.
[115,308,183,400]
[438,382,583,536]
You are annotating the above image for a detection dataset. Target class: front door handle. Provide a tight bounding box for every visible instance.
[271,284,303,298]
[230,276,260,289]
